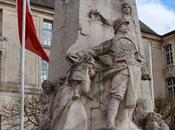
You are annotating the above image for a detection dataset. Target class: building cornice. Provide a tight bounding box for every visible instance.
[162,33,175,41]
[141,32,162,42]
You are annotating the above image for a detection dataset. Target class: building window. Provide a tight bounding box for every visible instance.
[166,77,175,96]
[41,59,49,82]
[164,44,173,65]
[42,19,53,46]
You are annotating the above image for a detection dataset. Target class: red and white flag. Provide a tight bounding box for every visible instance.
[17,0,49,62]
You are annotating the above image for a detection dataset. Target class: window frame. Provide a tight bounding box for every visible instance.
[40,59,49,82]
[42,19,53,46]
[166,77,175,96]
[164,44,174,66]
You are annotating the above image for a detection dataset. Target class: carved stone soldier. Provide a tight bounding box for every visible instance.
[66,52,95,99]
[50,54,95,130]
[121,2,146,62]
[38,80,56,130]
[83,18,150,130]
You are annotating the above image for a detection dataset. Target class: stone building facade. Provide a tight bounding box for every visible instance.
[0,0,54,129]
[0,0,53,94]
[142,30,175,99]
[0,0,174,129]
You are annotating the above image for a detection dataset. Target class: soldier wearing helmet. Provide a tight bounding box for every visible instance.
[38,80,56,130]
[113,18,129,34]
[85,18,150,130]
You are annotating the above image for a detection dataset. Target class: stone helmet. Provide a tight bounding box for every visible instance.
[113,18,129,34]
[42,80,52,90]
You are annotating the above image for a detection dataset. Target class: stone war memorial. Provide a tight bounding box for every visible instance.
[37,0,170,130]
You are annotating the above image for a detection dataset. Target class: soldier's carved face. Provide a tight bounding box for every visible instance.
[122,3,132,15]
[118,23,128,34]
[43,84,52,94]
[147,112,158,122]
[156,113,162,122]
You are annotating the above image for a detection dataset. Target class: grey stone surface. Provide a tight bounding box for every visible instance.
[63,101,88,130]
[48,0,161,130]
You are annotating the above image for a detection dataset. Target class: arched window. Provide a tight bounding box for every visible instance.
[166,77,175,96]
[164,44,173,65]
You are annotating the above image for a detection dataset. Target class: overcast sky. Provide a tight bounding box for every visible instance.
[136,0,175,35]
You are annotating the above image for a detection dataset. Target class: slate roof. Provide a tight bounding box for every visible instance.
[163,30,175,37]
[139,21,158,36]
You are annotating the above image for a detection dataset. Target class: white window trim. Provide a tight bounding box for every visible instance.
[166,77,175,97]
[40,59,49,83]
[42,19,53,46]
[163,43,174,66]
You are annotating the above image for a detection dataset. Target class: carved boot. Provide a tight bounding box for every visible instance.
[107,98,120,130]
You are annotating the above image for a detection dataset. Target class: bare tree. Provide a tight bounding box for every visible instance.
[155,97,175,130]
[0,95,40,130]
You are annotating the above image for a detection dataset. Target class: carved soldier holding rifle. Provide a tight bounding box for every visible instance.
[74,18,150,130]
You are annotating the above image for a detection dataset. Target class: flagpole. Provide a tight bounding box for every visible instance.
[20,0,26,129]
